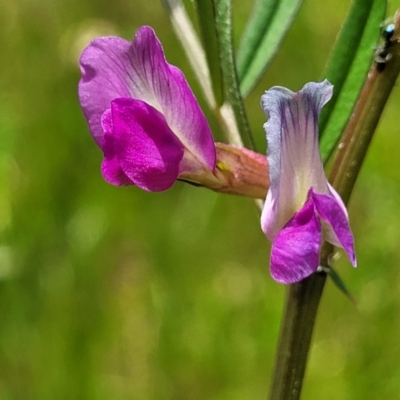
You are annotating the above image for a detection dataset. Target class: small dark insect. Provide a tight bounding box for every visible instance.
[375,23,395,72]
[382,23,395,42]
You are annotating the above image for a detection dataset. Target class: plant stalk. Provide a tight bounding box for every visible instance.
[267,272,327,400]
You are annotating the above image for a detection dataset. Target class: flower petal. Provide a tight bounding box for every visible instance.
[132,27,216,170]
[79,37,132,146]
[261,81,333,239]
[101,109,135,186]
[310,188,357,266]
[79,26,216,170]
[105,98,184,192]
[270,198,322,284]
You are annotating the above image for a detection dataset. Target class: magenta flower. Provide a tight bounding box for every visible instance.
[260,81,356,284]
[78,26,215,191]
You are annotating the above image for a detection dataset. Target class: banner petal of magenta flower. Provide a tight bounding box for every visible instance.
[79,26,215,191]
[260,81,356,284]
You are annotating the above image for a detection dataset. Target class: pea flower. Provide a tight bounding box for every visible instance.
[260,81,356,284]
[78,26,216,192]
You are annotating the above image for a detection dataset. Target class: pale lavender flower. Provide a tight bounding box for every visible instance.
[261,81,356,284]
[78,26,215,191]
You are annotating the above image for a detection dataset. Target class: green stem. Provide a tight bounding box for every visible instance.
[195,0,224,107]
[213,0,255,149]
[268,13,400,400]
[267,272,327,400]
[329,25,400,201]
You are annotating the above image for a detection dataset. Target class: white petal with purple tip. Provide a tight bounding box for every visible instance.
[260,81,356,284]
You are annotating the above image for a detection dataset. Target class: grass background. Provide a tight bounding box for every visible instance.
[1,0,400,399]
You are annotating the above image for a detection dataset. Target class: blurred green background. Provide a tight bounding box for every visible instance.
[1,0,400,399]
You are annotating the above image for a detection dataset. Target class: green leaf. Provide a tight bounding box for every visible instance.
[212,0,255,149]
[194,0,224,106]
[327,266,356,305]
[237,0,303,97]
[319,0,387,162]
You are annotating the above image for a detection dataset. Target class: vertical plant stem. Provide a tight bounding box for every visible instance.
[268,12,400,400]
[213,0,255,149]
[329,25,400,201]
[267,272,327,400]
